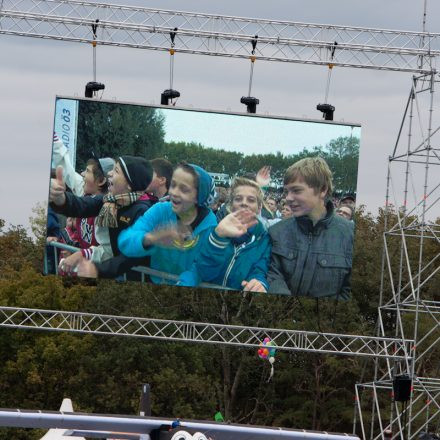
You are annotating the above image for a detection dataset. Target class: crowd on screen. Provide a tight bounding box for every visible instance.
[47,133,355,299]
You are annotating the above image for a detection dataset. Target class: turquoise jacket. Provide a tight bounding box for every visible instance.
[179,220,271,290]
[118,202,217,284]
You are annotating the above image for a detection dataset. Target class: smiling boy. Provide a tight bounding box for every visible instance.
[49,156,154,279]
[267,157,353,299]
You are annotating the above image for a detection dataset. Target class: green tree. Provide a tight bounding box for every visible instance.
[322,136,360,194]
[160,136,360,194]
[76,101,165,170]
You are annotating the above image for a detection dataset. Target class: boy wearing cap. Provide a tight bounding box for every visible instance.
[50,156,155,279]
[50,133,115,263]
[52,132,114,196]
[267,157,353,299]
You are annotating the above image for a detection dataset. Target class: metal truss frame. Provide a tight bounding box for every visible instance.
[0,0,440,73]
[0,306,411,360]
[356,378,440,440]
[354,71,440,439]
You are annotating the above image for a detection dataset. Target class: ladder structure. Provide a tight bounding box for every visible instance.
[1,1,440,438]
[355,70,440,439]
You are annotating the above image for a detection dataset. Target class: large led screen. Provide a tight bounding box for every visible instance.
[46,97,361,300]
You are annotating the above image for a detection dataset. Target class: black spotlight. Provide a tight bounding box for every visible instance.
[85,81,105,98]
[240,96,259,114]
[393,374,412,402]
[317,103,335,121]
[161,89,180,105]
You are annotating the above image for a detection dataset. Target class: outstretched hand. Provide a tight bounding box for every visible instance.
[242,278,267,293]
[49,165,66,206]
[255,165,271,187]
[143,224,192,248]
[215,209,257,238]
[77,259,98,278]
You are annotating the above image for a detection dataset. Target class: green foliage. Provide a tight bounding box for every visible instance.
[162,136,359,194]
[76,101,165,170]
[0,208,439,438]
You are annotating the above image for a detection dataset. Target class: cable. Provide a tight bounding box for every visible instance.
[84,19,105,98]
[92,19,99,83]
[317,41,337,120]
[324,42,337,104]
[161,28,180,105]
[241,35,259,113]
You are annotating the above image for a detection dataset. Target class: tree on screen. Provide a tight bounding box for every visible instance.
[75,102,165,171]
[320,136,360,195]
[163,141,244,176]
[161,136,360,194]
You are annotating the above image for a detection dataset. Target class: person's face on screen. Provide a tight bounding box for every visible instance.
[281,203,294,219]
[336,205,353,221]
[231,185,260,214]
[284,177,326,220]
[81,164,102,195]
[266,198,277,213]
[107,162,131,196]
[169,167,198,215]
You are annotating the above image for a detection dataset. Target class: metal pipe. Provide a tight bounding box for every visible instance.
[0,409,360,439]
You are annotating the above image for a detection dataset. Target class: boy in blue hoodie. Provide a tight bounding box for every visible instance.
[179,177,271,292]
[118,162,217,285]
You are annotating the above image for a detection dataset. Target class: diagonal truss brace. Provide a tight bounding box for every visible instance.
[0,306,412,360]
[0,0,440,73]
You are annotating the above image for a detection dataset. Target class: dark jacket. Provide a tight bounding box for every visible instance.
[267,201,353,299]
[51,193,154,280]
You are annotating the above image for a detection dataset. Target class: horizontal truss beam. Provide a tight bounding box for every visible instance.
[0,306,411,360]
[381,300,440,314]
[0,0,439,73]
[358,377,440,392]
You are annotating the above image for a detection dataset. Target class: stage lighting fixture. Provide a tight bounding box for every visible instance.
[85,81,105,98]
[161,89,181,105]
[317,103,335,121]
[240,96,259,114]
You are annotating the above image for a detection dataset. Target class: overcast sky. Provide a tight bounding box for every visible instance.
[1,0,439,230]
[162,108,361,155]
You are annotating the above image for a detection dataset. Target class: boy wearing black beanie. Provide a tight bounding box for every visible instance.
[49,156,155,280]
